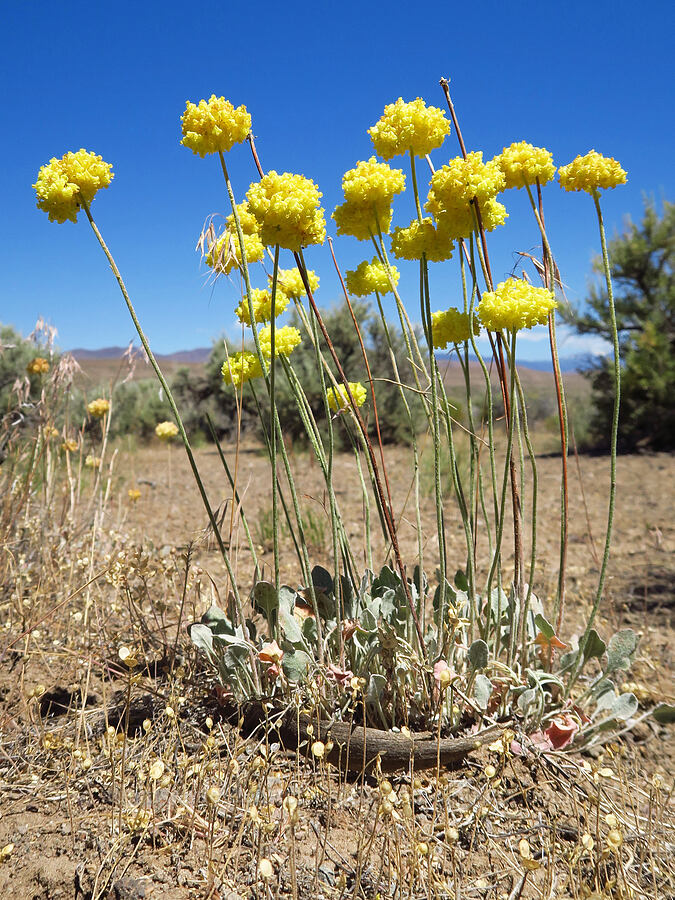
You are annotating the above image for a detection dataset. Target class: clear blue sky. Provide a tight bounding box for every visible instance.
[3,0,673,361]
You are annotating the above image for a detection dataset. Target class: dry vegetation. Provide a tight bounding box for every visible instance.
[0,364,673,899]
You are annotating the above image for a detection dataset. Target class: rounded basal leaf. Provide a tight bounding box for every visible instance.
[189,623,215,658]
[605,629,638,674]
[454,569,469,592]
[311,565,334,595]
[281,650,311,683]
[652,703,675,724]
[200,603,235,635]
[534,613,555,640]
[581,629,606,664]
[253,581,279,626]
[609,692,638,721]
[367,673,387,704]
[468,639,489,671]
[474,674,493,710]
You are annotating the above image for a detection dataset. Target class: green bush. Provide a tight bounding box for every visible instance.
[173,300,428,449]
[562,200,675,452]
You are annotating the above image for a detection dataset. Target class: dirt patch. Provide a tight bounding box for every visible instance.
[1,445,673,898]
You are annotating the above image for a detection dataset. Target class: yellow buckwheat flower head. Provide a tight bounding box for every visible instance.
[341,158,406,208]
[368,98,451,160]
[85,454,101,469]
[226,201,261,236]
[327,381,367,412]
[391,217,454,262]
[345,258,399,297]
[235,288,289,326]
[27,357,50,375]
[497,141,556,189]
[433,198,508,241]
[332,200,393,241]
[87,398,110,418]
[33,150,114,223]
[558,150,627,192]
[180,95,251,156]
[426,152,505,217]
[275,267,319,300]
[206,230,265,275]
[478,279,557,332]
[257,325,302,359]
[221,351,263,387]
[155,421,179,441]
[246,171,326,251]
[431,309,480,348]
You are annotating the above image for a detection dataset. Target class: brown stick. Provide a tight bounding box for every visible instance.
[229,700,503,773]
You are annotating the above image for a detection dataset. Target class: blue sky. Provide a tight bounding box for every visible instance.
[3,0,673,361]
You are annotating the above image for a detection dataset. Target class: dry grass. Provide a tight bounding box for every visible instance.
[0,388,673,897]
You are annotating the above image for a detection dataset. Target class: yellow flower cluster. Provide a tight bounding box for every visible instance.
[34,150,114,223]
[497,141,556,189]
[333,158,405,242]
[432,197,508,241]
[27,357,50,375]
[128,488,141,503]
[246,171,326,251]
[345,258,399,297]
[275,267,319,300]
[235,288,290,326]
[558,150,627,192]
[206,230,265,274]
[477,279,557,331]
[427,152,505,212]
[61,439,78,453]
[341,157,406,207]
[327,381,367,412]
[221,351,263,387]
[226,201,260,235]
[368,98,450,160]
[155,421,179,441]
[180,95,251,156]
[87,398,110,418]
[258,325,302,359]
[390,217,454,262]
[425,151,507,240]
[333,200,393,241]
[85,455,101,469]
[431,309,480,348]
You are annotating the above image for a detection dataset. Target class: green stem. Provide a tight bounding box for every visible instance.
[581,196,621,632]
[79,198,243,618]
[270,245,280,593]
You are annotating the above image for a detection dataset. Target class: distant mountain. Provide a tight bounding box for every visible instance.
[436,353,591,374]
[70,346,212,364]
[70,346,591,373]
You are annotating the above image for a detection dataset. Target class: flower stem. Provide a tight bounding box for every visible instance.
[79,198,244,614]
[583,194,621,632]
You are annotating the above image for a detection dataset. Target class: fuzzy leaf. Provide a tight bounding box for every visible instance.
[468,639,489,671]
[281,650,310,683]
[189,623,214,658]
[366,673,387,704]
[311,565,334,596]
[652,703,675,724]
[534,614,555,640]
[474,673,493,710]
[605,629,638,674]
[581,629,606,664]
[200,604,233,636]
[253,582,279,628]
[454,569,469,592]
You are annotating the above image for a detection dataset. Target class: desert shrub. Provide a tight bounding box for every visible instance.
[173,301,427,448]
